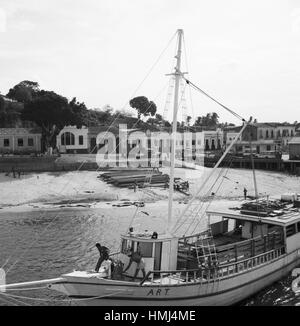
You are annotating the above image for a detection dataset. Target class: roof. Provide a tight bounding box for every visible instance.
[253,122,296,128]
[207,197,300,227]
[88,126,120,136]
[289,137,300,145]
[0,128,42,136]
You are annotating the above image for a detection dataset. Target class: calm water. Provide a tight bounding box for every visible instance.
[0,208,299,306]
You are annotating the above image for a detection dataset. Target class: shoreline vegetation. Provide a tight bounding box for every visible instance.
[0,167,299,214]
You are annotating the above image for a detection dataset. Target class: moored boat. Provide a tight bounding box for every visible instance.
[1,29,300,306]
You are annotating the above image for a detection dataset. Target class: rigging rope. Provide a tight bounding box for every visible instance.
[188,155,234,236]
[0,289,125,305]
[184,77,246,122]
[174,153,235,236]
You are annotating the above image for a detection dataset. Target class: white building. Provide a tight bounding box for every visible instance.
[56,126,89,154]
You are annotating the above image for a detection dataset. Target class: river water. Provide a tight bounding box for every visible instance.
[0,205,299,306]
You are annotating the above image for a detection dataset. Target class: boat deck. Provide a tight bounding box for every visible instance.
[213,233,244,247]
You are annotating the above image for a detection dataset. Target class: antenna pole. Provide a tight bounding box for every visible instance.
[167,29,183,234]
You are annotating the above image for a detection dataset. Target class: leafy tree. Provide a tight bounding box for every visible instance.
[69,97,88,127]
[0,95,24,127]
[186,116,192,126]
[194,112,219,128]
[6,80,40,103]
[129,96,157,120]
[21,91,86,149]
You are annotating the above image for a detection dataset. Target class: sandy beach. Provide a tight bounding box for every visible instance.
[0,167,299,214]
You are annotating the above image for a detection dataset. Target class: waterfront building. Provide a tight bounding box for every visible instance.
[56,126,89,154]
[225,123,297,156]
[0,128,42,154]
[56,125,120,154]
[289,137,300,160]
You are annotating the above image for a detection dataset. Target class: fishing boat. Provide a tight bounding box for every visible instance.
[1,29,300,306]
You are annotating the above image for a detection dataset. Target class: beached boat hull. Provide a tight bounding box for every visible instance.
[51,250,300,306]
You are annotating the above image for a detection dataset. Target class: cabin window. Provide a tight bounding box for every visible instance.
[286,224,297,237]
[121,239,133,254]
[138,242,153,258]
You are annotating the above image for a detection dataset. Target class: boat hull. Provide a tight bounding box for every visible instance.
[51,250,300,306]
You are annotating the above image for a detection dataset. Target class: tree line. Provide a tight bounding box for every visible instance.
[0,80,233,150]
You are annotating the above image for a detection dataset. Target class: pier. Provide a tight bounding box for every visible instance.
[204,156,300,175]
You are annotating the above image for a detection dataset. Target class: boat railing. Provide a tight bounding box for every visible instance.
[177,231,283,265]
[216,231,284,264]
[140,246,285,286]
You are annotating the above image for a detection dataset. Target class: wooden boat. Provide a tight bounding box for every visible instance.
[1,29,300,306]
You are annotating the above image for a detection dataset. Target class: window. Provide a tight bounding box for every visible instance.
[211,140,216,150]
[18,138,23,147]
[297,222,300,233]
[121,239,133,254]
[61,132,75,146]
[286,224,296,237]
[266,130,269,139]
[79,135,84,145]
[28,138,34,147]
[4,139,9,147]
[138,242,153,258]
[205,140,210,150]
[267,145,271,151]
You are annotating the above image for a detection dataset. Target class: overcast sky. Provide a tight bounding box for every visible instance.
[0,0,300,124]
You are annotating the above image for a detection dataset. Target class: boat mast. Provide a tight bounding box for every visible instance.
[167,29,184,233]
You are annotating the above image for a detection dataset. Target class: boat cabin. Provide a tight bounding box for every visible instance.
[204,195,300,264]
[118,232,179,279]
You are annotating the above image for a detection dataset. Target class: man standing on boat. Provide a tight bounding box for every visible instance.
[123,245,146,281]
[95,243,110,273]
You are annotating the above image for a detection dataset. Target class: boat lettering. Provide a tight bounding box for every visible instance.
[147,288,170,296]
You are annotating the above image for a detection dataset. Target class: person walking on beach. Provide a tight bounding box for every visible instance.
[243,188,248,200]
[95,243,110,273]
